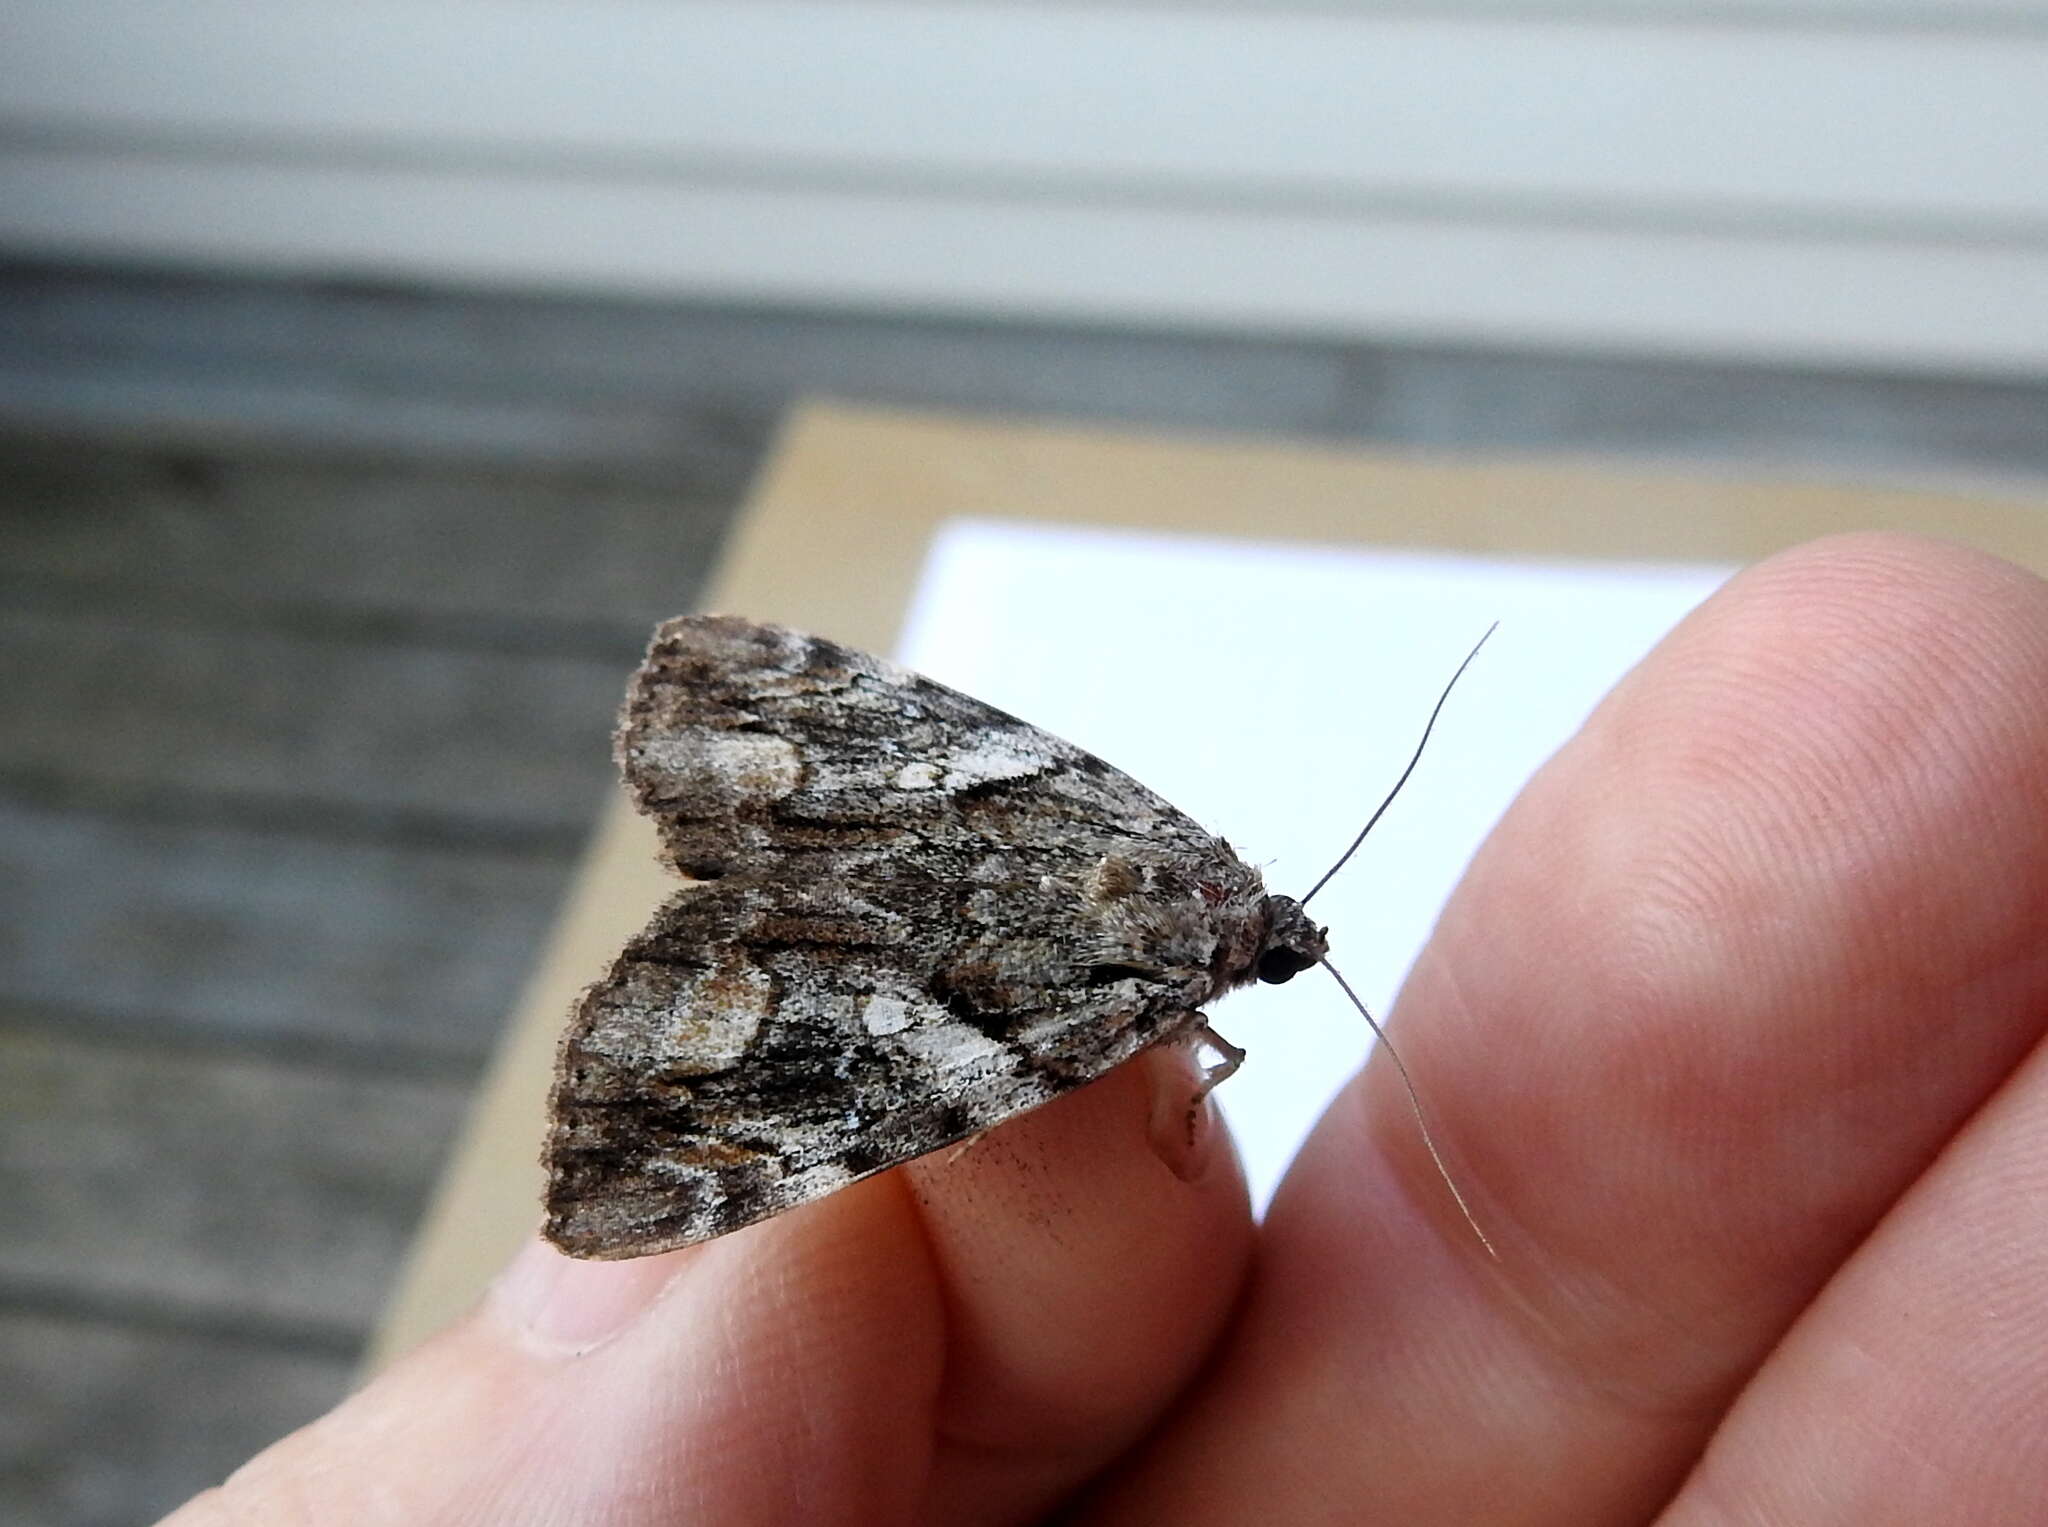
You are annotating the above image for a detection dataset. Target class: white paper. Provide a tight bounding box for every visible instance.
[896,518,1733,1213]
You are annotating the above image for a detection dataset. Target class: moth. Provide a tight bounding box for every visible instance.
[543,614,1485,1259]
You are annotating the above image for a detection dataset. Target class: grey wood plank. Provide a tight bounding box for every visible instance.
[0,604,626,839]
[0,440,734,635]
[0,800,572,1060]
[0,1026,469,1334]
[1338,348,2048,483]
[0,263,1355,463]
[0,349,775,487]
[11,262,2048,490]
[0,1309,348,1527]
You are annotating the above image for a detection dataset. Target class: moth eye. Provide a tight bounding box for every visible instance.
[1255,947,1314,985]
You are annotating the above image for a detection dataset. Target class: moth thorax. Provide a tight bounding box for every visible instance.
[1255,895,1328,985]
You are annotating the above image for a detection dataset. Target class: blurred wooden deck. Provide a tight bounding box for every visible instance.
[4,260,2047,1527]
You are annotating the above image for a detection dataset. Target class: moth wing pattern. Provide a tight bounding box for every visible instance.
[543,614,1278,1257]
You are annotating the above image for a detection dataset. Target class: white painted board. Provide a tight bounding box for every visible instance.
[4,1,2047,373]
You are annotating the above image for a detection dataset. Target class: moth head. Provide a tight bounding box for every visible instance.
[1254,895,1328,984]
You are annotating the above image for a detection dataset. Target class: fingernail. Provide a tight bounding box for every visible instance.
[493,1235,688,1352]
[1143,1044,1222,1184]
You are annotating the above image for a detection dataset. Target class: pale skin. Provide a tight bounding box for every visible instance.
[166,534,2048,1525]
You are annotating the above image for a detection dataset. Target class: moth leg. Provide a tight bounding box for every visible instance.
[1192,1019,1246,1100]
[1183,1018,1247,1138]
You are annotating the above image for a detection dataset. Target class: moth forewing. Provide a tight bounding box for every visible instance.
[542,615,1323,1257]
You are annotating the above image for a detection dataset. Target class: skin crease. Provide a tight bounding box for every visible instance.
[163,534,2048,1527]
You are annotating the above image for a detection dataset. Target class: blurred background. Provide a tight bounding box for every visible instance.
[3,3,2046,1522]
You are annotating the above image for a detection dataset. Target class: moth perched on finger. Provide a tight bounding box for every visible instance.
[543,614,1490,1259]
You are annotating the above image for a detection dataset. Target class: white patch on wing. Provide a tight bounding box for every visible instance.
[860,996,915,1036]
[893,1022,1011,1072]
[893,761,942,790]
[635,732,802,806]
[579,951,770,1076]
[663,955,774,1073]
[938,740,1047,792]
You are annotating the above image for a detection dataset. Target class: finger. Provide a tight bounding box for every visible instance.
[162,1044,1251,1527]
[1083,534,2048,1523]
[1664,1028,2048,1524]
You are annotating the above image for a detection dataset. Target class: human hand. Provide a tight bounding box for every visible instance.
[164,534,2048,1525]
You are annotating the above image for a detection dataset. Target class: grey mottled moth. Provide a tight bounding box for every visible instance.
[543,614,1486,1259]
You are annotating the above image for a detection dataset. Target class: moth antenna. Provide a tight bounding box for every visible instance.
[1300,622,1498,908]
[1320,958,1499,1262]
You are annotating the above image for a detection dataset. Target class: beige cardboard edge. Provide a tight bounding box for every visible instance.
[367,399,2048,1366]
